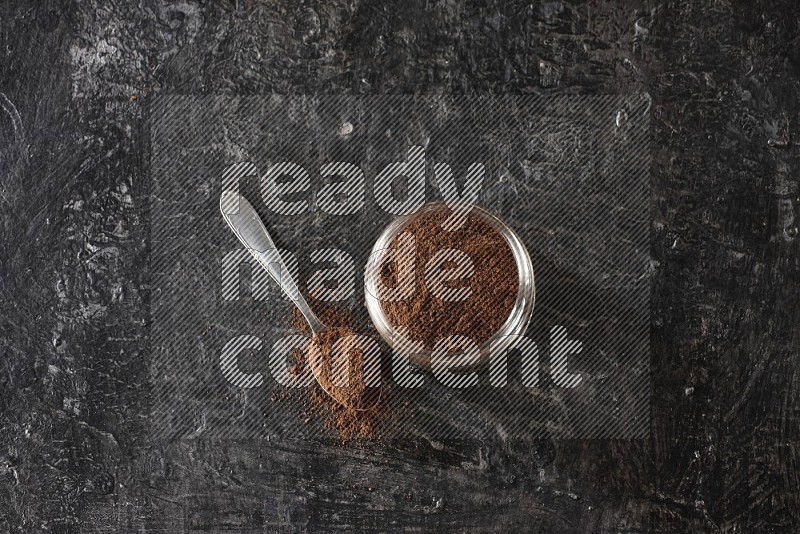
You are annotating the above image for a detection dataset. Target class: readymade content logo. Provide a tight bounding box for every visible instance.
[218,150,579,391]
[150,95,651,440]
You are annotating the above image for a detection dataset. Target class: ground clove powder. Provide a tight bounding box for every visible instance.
[379,211,518,349]
[288,305,389,442]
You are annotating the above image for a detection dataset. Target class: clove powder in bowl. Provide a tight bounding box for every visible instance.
[373,204,527,353]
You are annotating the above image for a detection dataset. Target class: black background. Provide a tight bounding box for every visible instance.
[1,0,799,531]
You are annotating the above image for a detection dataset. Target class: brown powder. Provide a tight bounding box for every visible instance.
[307,326,374,410]
[379,211,518,348]
[288,347,305,377]
[288,305,390,442]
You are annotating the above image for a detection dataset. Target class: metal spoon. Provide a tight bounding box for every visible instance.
[219,191,374,410]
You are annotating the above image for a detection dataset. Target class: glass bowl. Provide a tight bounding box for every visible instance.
[364,201,535,369]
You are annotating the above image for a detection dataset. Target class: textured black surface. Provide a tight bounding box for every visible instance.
[1,0,799,531]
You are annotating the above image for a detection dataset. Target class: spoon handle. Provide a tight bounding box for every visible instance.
[220,191,326,334]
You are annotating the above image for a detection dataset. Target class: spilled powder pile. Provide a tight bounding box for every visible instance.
[287,305,389,442]
[380,211,518,348]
